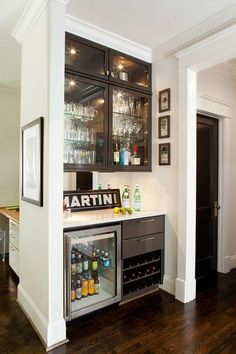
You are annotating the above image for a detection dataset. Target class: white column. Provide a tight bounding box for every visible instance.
[13,0,67,348]
[175,68,197,303]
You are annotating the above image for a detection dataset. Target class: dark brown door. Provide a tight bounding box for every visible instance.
[196,114,219,280]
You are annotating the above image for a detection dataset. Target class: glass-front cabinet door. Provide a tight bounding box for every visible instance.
[65,33,108,80]
[110,86,151,171]
[64,74,108,171]
[109,50,151,92]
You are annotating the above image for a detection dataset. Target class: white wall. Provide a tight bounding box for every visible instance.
[0,88,20,207]
[197,68,236,267]
[98,56,179,294]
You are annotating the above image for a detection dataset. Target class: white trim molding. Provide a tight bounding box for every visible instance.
[65,15,152,63]
[231,255,236,270]
[153,3,236,61]
[160,275,176,296]
[12,0,71,44]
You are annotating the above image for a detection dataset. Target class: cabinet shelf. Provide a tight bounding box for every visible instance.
[64,111,96,122]
[112,111,146,120]
[123,256,160,271]
[123,269,160,285]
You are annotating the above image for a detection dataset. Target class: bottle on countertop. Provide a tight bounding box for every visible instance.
[133,184,141,211]
[98,182,102,190]
[122,184,130,208]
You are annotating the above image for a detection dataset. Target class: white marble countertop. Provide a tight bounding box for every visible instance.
[63,209,165,228]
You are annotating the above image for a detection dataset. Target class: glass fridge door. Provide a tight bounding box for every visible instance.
[64,74,108,171]
[111,86,151,170]
[65,224,121,320]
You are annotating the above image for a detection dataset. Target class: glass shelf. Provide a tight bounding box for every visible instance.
[112,111,146,120]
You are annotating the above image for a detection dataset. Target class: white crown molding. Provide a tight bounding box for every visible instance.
[0,84,20,96]
[152,3,236,61]
[65,15,152,63]
[12,0,70,44]
[175,23,236,59]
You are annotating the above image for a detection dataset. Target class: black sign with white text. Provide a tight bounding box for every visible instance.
[63,189,121,212]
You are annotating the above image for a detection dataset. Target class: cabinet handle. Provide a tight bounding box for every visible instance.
[138,219,155,223]
[138,236,155,242]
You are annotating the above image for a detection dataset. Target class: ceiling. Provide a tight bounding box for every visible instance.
[1,0,236,88]
[67,0,236,48]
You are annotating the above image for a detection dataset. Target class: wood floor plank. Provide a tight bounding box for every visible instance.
[1,262,236,354]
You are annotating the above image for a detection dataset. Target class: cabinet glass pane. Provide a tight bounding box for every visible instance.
[64,74,105,166]
[65,38,105,76]
[111,53,149,88]
[70,233,116,312]
[112,88,149,167]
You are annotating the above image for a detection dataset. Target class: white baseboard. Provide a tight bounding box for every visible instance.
[160,275,175,295]
[224,256,231,273]
[175,277,196,303]
[17,284,66,348]
[231,255,236,270]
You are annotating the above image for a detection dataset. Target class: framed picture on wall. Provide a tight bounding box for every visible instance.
[159,115,170,138]
[159,88,171,112]
[21,117,44,206]
[159,143,171,165]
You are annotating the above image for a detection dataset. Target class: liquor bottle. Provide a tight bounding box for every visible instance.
[81,278,89,298]
[120,144,130,165]
[91,249,98,271]
[102,251,111,268]
[94,274,100,295]
[131,145,141,165]
[76,277,82,300]
[133,184,141,211]
[71,248,77,276]
[83,256,89,278]
[98,182,102,190]
[113,139,120,165]
[88,275,95,296]
[122,184,130,208]
[71,280,76,302]
[76,253,83,274]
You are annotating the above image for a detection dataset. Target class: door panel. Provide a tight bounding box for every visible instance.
[196,115,218,280]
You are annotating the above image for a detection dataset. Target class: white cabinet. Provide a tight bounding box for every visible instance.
[9,220,19,277]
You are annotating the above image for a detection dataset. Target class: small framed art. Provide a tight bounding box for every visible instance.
[159,115,170,138]
[159,143,170,165]
[21,117,44,206]
[159,88,171,113]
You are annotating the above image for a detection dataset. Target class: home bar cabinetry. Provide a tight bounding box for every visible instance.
[64,212,164,320]
[64,33,152,172]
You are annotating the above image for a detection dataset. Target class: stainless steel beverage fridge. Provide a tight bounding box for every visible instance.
[64,224,121,320]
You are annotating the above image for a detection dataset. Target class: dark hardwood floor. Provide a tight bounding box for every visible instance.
[1,261,236,354]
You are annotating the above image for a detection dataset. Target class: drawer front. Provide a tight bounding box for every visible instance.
[9,220,19,236]
[123,233,164,259]
[122,215,164,240]
[9,242,19,276]
[9,231,19,250]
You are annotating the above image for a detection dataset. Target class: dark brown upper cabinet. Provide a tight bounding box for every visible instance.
[109,50,151,92]
[64,33,152,172]
[65,33,108,80]
[64,73,109,172]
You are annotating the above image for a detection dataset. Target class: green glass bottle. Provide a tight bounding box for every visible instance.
[133,184,141,211]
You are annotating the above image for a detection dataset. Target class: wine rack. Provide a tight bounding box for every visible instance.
[122,251,162,301]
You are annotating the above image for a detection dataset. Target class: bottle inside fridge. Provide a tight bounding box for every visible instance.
[65,224,121,320]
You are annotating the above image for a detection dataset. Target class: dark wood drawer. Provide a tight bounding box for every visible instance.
[123,233,164,259]
[122,215,164,240]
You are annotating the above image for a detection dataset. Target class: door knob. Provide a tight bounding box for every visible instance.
[213,201,220,217]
